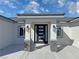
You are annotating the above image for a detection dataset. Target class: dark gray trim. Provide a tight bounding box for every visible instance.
[0,15,17,23]
[17,13,65,16]
[67,17,79,23]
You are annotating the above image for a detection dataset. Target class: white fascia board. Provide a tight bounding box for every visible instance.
[17,16,64,18]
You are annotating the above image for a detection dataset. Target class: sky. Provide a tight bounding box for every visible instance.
[0,0,79,17]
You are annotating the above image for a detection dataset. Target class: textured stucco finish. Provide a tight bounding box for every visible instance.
[0,19,16,49]
[70,20,79,48]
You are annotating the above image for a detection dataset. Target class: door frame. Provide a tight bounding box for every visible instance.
[34,24,48,44]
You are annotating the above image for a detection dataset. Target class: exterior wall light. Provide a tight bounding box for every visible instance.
[26,25,30,32]
[53,25,57,32]
[53,25,56,29]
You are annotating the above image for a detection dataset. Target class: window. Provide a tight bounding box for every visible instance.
[19,26,25,37]
[20,27,23,36]
[57,26,63,38]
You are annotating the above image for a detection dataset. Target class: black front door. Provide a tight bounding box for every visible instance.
[34,24,48,44]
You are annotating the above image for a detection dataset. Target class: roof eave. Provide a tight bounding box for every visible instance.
[17,14,65,18]
[0,15,17,23]
[67,17,79,23]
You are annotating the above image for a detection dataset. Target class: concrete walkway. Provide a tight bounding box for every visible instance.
[0,44,79,59]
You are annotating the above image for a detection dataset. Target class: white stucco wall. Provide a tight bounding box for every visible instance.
[71,26,79,48]
[70,20,79,48]
[57,23,73,45]
[15,22,25,45]
[58,20,79,48]
[0,19,16,49]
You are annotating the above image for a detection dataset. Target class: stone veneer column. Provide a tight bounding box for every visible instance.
[50,24,57,52]
[25,21,35,51]
[25,24,31,51]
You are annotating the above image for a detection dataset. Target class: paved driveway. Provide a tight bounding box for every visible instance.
[0,44,79,59]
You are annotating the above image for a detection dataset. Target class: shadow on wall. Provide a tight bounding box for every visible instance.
[30,38,35,51]
[0,44,24,56]
[35,44,49,51]
[53,20,79,52]
[27,38,49,52]
[50,30,74,52]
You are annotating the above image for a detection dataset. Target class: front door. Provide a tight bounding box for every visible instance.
[34,24,48,44]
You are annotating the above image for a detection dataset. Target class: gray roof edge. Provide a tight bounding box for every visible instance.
[17,13,65,16]
[0,15,17,23]
[67,17,79,22]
